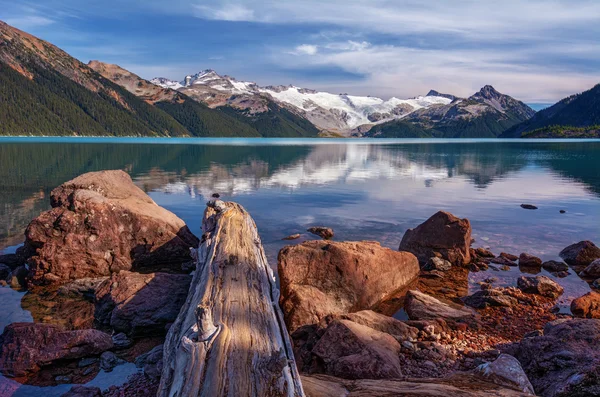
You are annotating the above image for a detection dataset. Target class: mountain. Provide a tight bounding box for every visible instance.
[151,72,453,134]
[364,85,536,138]
[501,84,600,138]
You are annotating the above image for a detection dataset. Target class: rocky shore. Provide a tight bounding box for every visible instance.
[0,170,599,396]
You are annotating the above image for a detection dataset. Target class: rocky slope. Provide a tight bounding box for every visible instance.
[502,83,600,138]
[152,70,453,134]
[365,85,536,138]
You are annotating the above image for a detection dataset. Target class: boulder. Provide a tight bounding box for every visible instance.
[559,240,600,268]
[278,240,419,331]
[580,259,600,278]
[95,271,191,337]
[509,318,600,397]
[61,386,102,397]
[519,253,542,268]
[307,227,334,240]
[23,170,199,285]
[571,291,600,318]
[517,276,563,299]
[311,319,403,379]
[542,260,568,272]
[399,211,472,266]
[0,323,113,378]
[404,290,478,323]
[473,354,535,395]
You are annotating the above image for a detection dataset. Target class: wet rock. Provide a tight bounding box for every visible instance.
[278,240,419,331]
[0,323,113,377]
[519,253,542,268]
[559,240,600,268]
[399,211,472,266]
[464,289,518,309]
[404,290,478,323]
[520,204,538,210]
[135,344,163,380]
[61,386,102,397]
[307,227,334,240]
[473,354,535,395]
[112,332,133,349]
[8,265,27,289]
[23,170,199,285]
[509,318,600,397]
[474,247,495,258]
[500,265,511,271]
[571,291,600,318]
[517,276,564,299]
[100,351,125,372]
[311,319,403,379]
[500,252,519,261]
[282,233,301,240]
[423,257,452,272]
[580,258,600,278]
[542,260,568,272]
[95,271,191,337]
[491,256,517,266]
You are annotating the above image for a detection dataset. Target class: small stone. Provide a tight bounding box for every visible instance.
[100,351,125,372]
[500,252,519,261]
[559,210,566,214]
[112,333,133,349]
[501,265,510,271]
[306,227,334,240]
[520,204,538,210]
[282,233,301,241]
[55,375,72,384]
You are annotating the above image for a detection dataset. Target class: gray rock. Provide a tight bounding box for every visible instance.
[580,259,600,278]
[135,344,163,379]
[404,290,478,323]
[423,257,452,272]
[57,277,108,298]
[464,289,518,309]
[99,351,125,372]
[111,333,133,349]
[474,354,535,395]
[542,260,568,272]
[517,276,564,299]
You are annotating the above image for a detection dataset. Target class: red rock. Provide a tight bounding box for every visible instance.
[559,240,600,268]
[278,240,419,331]
[399,211,472,266]
[24,170,199,285]
[95,271,191,337]
[0,323,113,378]
[571,291,600,318]
[311,319,403,379]
[307,227,334,240]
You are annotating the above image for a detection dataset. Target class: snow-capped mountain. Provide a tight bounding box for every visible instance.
[151,70,453,133]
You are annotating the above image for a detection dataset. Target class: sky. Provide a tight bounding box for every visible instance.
[1,1,600,106]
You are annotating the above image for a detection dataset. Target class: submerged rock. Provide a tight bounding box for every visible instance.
[282,233,301,240]
[24,170,199,285]
[399,211,472,266]
[517,276,563,299]
[571,291,600,318]
[95,271,191,337]
[278,240,419,331]
[0,323,112,378]
[307,226,334,240]
[559,240,600,268]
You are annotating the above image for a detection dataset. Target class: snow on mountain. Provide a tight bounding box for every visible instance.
[151,70,453,132]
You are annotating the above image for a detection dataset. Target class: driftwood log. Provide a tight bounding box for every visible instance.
[158,200,305,397]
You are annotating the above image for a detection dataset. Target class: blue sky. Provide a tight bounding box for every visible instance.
[1,1,600,105]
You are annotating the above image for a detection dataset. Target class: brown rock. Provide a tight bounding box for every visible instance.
[282,233,301,241]
[24,170,199,285]
[491,256,517,266]
[541,260,568,272]
[404,290,478,323]
[559,240,600,268]
[500,252,519,261]
[311,319,403,379]
[95,271,191,337]
[517,276,564,299]
[509,318,600,397]
[518,253,542,267]
[307,227,334,240]
[580,258,600,278]
[399,211,472,266]
[0,323,113,378]
[571,291,600,318]
[278,240,419,331]
[475,247,495,258]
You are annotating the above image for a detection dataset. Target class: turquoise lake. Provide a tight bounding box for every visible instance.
[0,137,599,395]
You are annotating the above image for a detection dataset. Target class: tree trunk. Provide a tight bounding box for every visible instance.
[158,200,305,397]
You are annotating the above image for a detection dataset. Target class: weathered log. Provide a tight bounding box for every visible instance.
[158,200,305,397]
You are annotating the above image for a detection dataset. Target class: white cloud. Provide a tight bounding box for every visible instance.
[4,15,55,30]
[290,44,318,56]
[194,3,255,21]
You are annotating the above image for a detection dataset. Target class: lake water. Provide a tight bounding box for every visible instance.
[1,137,600,395]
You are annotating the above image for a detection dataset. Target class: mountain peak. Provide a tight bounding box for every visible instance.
[426,90,457,101]
[476,85,501,99]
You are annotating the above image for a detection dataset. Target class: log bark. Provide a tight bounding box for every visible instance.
[158,200,305,397]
